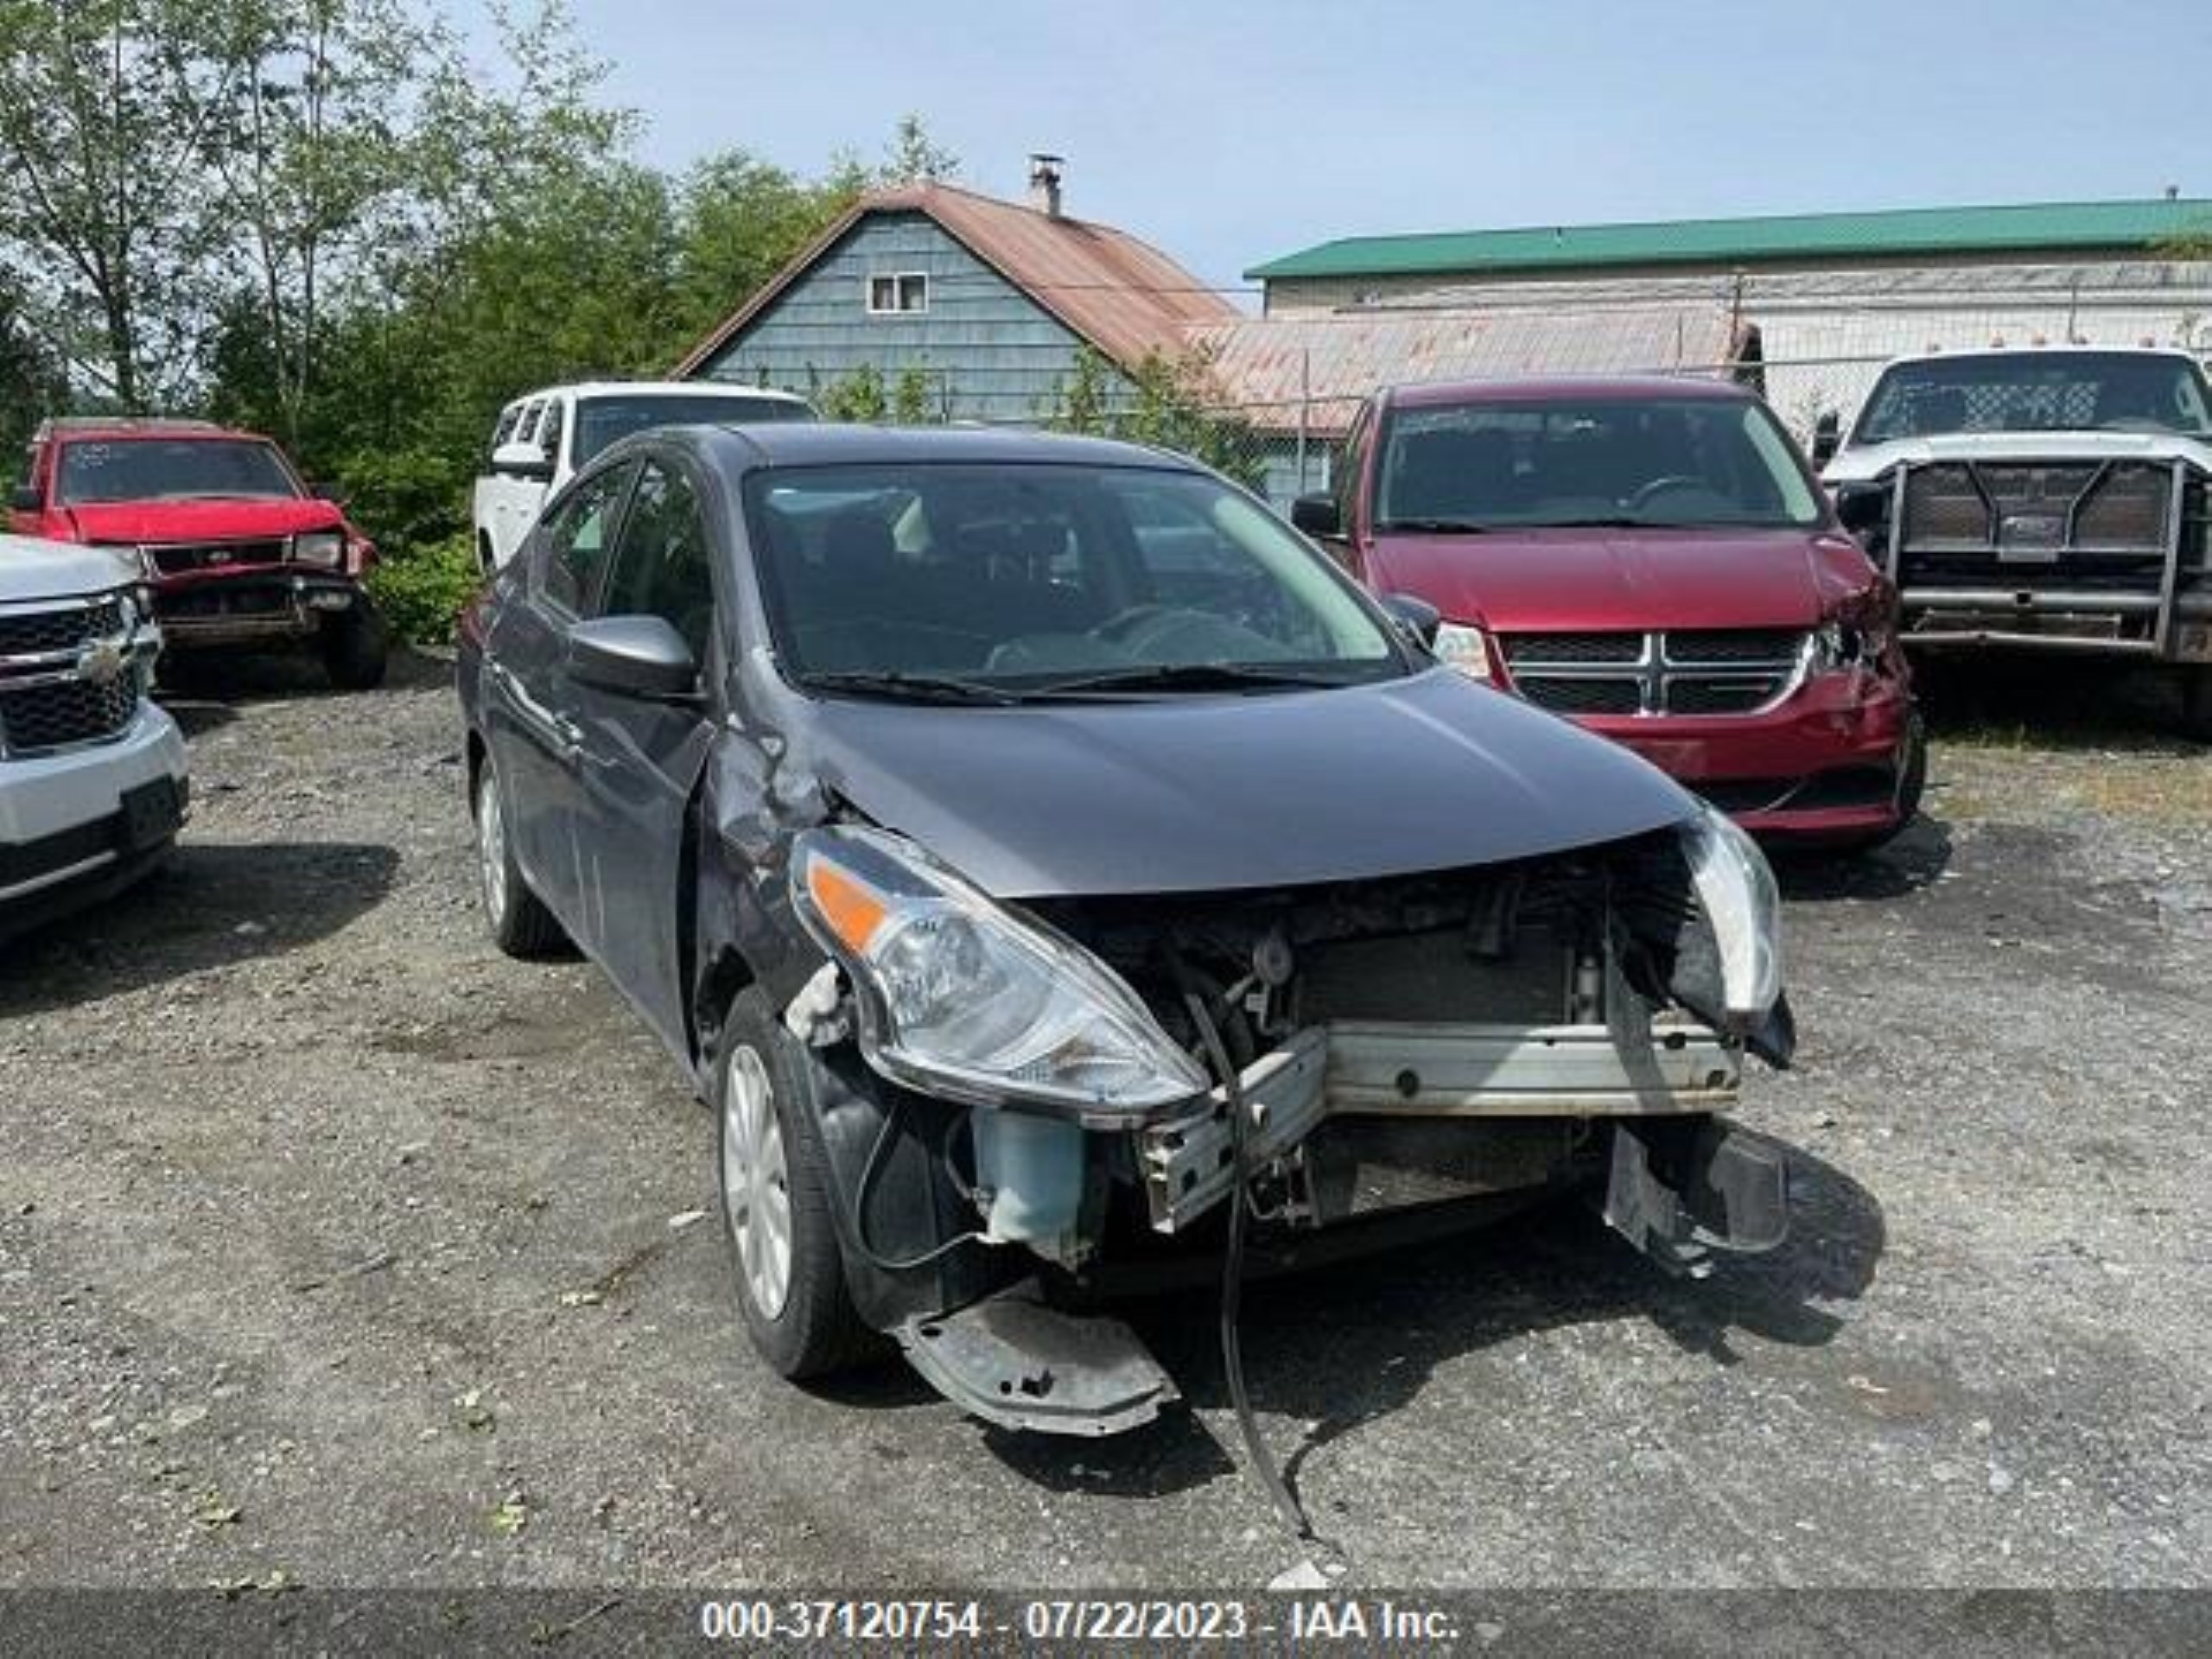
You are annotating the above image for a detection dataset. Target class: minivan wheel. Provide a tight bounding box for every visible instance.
[716,990,877,1381]
[1835,712,1928,857]
[473,756,566,957]
[321,597,389,690]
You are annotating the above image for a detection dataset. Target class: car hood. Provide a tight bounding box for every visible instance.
[1366,526,1876,633]
[1824,429,2212,484]
[782,667,1697,899]
[0,532,142,603]
[62,498,343,545]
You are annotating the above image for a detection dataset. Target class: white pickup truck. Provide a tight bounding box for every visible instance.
[1,532,188,944]
[1820,346,2212,736]
[471,380,814,571]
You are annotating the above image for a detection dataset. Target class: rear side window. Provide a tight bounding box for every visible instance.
[574,393,811,467]
[598,461,715,659]
[537,463,634,613]
[491,404,523,448]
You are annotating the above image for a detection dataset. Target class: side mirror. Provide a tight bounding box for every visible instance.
[1290,492,1343,538]
[565,614,700,701]
[9,483,42,514]
[492,439,555,480]
[1809,412,1841,469]
[1377,591,1442,648]
[1834,481,1890,536]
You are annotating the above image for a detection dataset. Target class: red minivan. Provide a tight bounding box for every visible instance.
[1294,377,1922,849]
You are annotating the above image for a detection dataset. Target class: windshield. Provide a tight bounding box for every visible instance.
[1376,393,1823,531]
[56,437,301,504]
[746,463,1404,696]
[1853,353,2212,444]
[575,394,810,466]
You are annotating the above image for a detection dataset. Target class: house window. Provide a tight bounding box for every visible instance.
[867,272,929,315]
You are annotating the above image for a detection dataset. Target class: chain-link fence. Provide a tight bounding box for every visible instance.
[1143,261,2212,505]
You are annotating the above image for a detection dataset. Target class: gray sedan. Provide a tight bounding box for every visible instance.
[454,423,1793,1442]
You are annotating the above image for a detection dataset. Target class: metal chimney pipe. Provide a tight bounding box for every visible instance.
[1028,154,1065,218]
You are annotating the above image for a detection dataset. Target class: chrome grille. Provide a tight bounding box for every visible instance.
[0,592,148,757]
[144,538,289,575]
[0,677,137,752]
[1500,632,1643,666]
[1504,628,1808,719]
[0,596,125,657]
[1664,628,1804,664]
[1519,675,1642,715]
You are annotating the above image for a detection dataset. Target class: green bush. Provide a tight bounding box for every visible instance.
[367,534,484,645]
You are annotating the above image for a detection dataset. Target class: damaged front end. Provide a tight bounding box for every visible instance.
[778,808,1793,1437]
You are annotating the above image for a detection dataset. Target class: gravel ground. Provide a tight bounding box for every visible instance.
[2,652,2208,1592]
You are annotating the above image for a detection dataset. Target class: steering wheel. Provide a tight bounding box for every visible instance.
[1090,603,1179,643]
[1628,475,1709,510]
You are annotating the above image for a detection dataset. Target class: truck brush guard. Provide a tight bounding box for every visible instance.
[1879,458,2212,661]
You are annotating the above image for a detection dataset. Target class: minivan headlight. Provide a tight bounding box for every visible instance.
[1676,803,1783,1026]
[292,530,346,569]
[789,825,1208,1120]
[1432,621,1494,681]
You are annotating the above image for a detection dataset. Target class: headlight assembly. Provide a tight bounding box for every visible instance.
[291,530,346,569]
[1676,804,1783,1027]
[789,825,1208,1120]
[1431,620,1495,681]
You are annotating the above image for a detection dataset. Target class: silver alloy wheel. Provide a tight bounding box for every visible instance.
[476,766,509,926]
[722,1046,793,1320]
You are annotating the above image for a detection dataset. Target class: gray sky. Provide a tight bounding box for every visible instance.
[511,0,2212,296]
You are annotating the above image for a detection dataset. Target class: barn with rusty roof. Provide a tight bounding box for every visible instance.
[676,160,1237,423]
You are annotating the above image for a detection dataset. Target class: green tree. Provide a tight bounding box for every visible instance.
[878,112,959,185]
[0,0,238,407]
[1044,344,1263,487]
[816,362,888,423]
[668,150,862,359]
[207,0,437,445]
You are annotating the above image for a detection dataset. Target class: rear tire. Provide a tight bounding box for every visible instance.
[321,597,389,690]
[716,989,878,1381]
[473,754,567,958]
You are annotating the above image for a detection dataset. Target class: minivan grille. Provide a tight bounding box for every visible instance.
[1502,628,1808,719]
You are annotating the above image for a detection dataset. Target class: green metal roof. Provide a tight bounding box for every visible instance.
[1245,199,2212,283]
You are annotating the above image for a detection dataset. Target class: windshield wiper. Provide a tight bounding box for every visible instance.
[796,670,1024,706]
[1024,662,1351,697]
[1376,517,1491,534]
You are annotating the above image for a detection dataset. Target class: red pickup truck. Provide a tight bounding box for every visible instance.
[9,417,386,689]
[1294,377,1922,849]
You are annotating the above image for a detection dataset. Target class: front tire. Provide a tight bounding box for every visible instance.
[473,754,566,957]
[321,597,389,690]
[2181,666,2212,743]
[716,990,876,1381]
[1836,711,1928,856]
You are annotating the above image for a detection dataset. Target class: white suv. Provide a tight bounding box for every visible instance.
[2,532,188,943]
[471,381,814,570]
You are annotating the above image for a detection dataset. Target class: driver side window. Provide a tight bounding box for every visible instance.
[599,461,715,661]
[537,463,634,614]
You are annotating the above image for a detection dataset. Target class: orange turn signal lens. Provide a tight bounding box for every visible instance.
[806,859,888,952]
